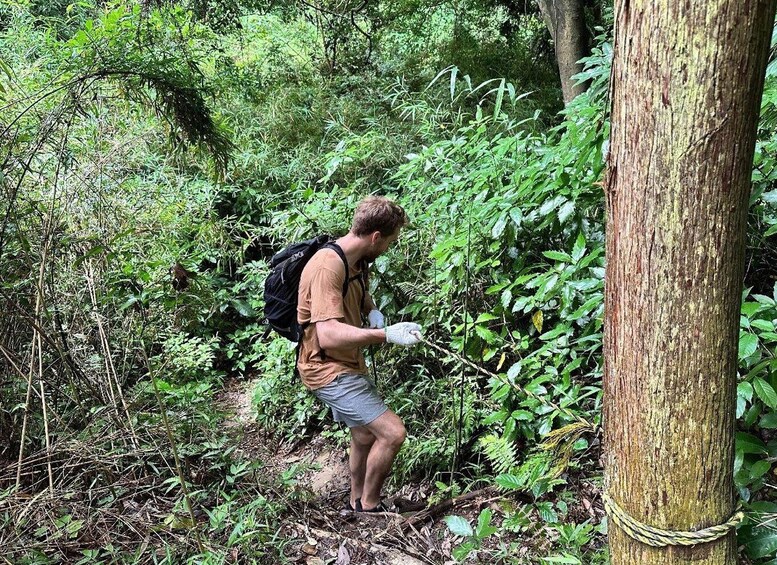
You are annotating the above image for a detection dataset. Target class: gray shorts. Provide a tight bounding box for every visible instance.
[313,373,388,428]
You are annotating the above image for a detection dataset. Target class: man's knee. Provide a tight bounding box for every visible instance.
[368,410,406,449]
[388,422,406,450]
[351,426,376,447]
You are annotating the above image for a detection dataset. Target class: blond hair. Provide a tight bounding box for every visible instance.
[351,196,408,236]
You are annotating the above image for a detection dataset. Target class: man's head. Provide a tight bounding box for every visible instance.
[351,196,408,262]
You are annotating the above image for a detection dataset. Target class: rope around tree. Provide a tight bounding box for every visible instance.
[603,494,744,547]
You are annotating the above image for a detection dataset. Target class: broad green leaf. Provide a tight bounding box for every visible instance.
[119,296,139,311]
[495,473,525,490]
[759,412,777,428]
[739,333,759,360]
[543,251,572,262]
[231,299,256,317]
[444,515,473,537]
[572,232,586,262]
[737,432,768,455]
[507,362,522,380]
[750,460,772,479]
[742,522,777,559]
[536,501,558,523]
[762,189,777,204]
[746,404,762,427]
[742,302,763,317]
[754,377,777,409]
[475,325,497,343]
[737,396,747,419]
[738,381,754,401]
[475,313,499,323]
[476,509,497,538]
[539,195,564,216]
[539,325,569,341]
[568,296,603,321]
[492,214,508,238]
[751,319,775,332]
[557,200,575,224]
[511,409,533,421]
[543,557,582,564]
[760,332,777,342]
[483,410,508,425]
[452,542,475,561]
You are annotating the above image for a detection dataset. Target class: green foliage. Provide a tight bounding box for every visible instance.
[444,507,499,561]
[3,1,776,563]
[740,502,777,562]
[735,287,777,506]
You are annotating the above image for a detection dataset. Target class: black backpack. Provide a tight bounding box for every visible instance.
[263,234,365,342]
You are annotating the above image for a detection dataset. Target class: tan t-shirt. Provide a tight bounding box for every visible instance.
[297,247,375,390]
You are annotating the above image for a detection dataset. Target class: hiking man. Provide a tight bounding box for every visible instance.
[297,196,422,512]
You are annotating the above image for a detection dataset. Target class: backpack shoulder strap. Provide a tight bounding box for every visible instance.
[357,259,368,314]
[323,242,350,297]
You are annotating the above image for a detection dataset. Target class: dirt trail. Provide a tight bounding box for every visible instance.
[217,378,431,565]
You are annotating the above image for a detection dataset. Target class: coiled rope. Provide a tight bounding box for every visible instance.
[603,493,744,547]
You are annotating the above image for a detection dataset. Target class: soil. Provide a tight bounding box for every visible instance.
[215,378,605,565]
[215,378,473,564]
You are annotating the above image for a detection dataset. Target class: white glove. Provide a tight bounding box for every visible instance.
[385,322,423,346]
[367,309,385,329]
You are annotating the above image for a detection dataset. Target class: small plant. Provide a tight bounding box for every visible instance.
[444,508,499,561]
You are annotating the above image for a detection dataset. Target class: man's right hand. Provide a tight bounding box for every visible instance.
[385,322,423,346]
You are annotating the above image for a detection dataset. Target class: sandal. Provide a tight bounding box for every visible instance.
[344,498,361,512]
[357,500,390,513]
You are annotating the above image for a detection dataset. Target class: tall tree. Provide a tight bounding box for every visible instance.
[603,1,776,564]
[536,0,590,105]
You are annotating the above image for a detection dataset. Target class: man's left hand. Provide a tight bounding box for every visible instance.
[368,309,385,329]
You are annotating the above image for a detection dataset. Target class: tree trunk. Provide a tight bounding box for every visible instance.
[537,0,590,105]
[603,1,776,564]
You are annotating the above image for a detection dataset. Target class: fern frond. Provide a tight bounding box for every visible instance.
[479,433,518,475]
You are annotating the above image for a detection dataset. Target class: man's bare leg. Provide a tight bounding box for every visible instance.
[360,410,406,510]
[348,426,375,508]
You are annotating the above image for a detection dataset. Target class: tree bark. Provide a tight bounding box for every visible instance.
[603,1,776,564]
[537,0,590,105]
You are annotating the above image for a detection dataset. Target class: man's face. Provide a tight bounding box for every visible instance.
[365,229,400,263]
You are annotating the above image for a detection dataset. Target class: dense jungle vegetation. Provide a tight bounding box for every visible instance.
[1,1,776,563]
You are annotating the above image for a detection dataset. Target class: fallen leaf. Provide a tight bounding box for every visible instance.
[336,542,350,565]
[302,543,317,556]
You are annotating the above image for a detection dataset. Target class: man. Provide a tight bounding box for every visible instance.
[297,196,422,512]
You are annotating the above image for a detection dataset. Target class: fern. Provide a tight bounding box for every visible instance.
[479,433,518,475]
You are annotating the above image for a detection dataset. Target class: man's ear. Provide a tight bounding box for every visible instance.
[370,231,382,244]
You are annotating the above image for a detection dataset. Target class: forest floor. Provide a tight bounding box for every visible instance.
[215,378,525,565]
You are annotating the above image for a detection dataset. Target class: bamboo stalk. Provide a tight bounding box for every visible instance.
[139,343,204,553]
[37,327,53,495]
[15,331,36,489]
[85,261,139,449]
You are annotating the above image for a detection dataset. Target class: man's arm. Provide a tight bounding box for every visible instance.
[317,318,386,350]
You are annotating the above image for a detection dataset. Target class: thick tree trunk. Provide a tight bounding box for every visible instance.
[537,0,590,105]
[603,2,776,565]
